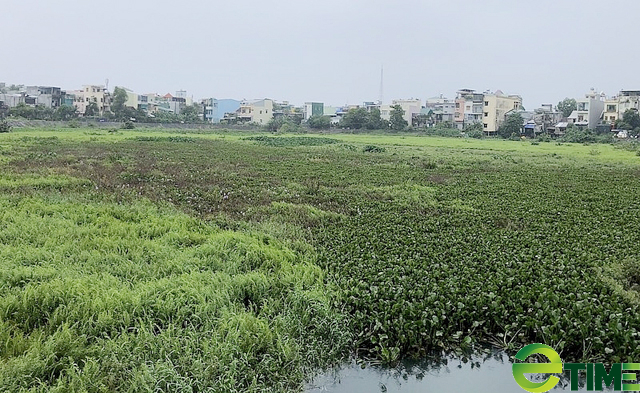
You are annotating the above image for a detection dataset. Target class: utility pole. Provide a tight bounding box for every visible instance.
[378,65,384,106]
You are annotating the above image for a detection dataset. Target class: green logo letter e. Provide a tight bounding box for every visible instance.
[512,344,563,393]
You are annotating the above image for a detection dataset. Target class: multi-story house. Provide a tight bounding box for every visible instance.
[75,85,110,116]
[568,90,604,129]
[603,99,619,124]
[393,99,422,126]
[425,95,456,125]
[303,102,324,120]
[454,89,484,129]
[25,86,64,109]
[120,87,138,109]
[160,93,187,115]
[618,90,640,117]
[238,99,274,124]
[380,99,422,125]
[482,91,522,134]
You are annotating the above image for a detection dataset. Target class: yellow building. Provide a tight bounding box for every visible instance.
[482,93,522,134]
[75,85,110,116]
[603,100,619,124]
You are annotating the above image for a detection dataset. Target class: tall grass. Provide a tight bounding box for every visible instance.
[0,196,351,392]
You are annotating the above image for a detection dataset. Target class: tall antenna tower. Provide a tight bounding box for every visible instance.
[378,66,384,105]
[105,78,109,91]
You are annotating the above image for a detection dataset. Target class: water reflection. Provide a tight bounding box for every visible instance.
[306,351,613,392]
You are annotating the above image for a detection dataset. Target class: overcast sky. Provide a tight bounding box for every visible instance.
[3,0,639,108]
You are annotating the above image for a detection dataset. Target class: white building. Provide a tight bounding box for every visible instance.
[568,89,605,129]
[381,99,422,125]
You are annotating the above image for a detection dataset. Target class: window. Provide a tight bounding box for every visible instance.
[484,101,489,106]
[483,123,488,128]
[484,112,488,117]
[607,105,617,112]
[455,103,460,108]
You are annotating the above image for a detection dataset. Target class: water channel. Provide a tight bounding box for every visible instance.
[306,351,615,392]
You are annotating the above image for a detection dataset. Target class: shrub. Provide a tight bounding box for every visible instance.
[122,121,135,130]
[0,120,11,133]
[560,128,613,144]
[362,145,386,153]
[307,115,332,130]
[537,133,552,142]
[466,129,484,139]
[425,127,462,138]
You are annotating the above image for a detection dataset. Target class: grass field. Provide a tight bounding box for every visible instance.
[2,127,640,391]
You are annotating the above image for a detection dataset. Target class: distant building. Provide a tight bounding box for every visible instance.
[25,86,64,108]
[217,99,241,122]
[322,106,339,124]
[603,99,620,124]
[74,85,110,116]
[118,87,138,109]
[425,95,456,125]
[389,99,422,125]
[0,92,25,108]
[618,90,640,117]
[238,99,274,124]
[200,98,242,123]
[161,93,187,115]
[482,91,522,134]
[454,89,484,129]
[568,89,604,129]
[303,102,324,120]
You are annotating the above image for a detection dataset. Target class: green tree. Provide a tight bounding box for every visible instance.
[111,87,128,119]
[623,109,640,129]
[10,103,34,119]
[85,100,99,117]
[366,108,386,130]
[389,105,408,131]
[0,120,11,133]
[339,107,368,129]
[307,115,331,129]
[498,112,524,138]
[53,105,78,121]
[181,105,202,123]
[557,98,577,118]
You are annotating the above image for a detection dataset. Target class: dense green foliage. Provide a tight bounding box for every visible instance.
[616,109,640,136]
[0,121,11,133]
[339,108,388,130]
[424,126,463,138]
[559,127,614,144]
[3,129,640,390]
[389,105,408,131]
[557,98,577,118]
[307,115,332,130]
[498,112,524,138]
[8,103,78,121]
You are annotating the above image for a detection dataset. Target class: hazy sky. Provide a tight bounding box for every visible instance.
[3,0,640,108]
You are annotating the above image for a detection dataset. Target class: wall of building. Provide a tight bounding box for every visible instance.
[482,95,522,133]
[391,99,422,125]
[250,99,274,124]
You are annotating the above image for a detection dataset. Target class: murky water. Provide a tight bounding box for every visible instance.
[306,351,614,392]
